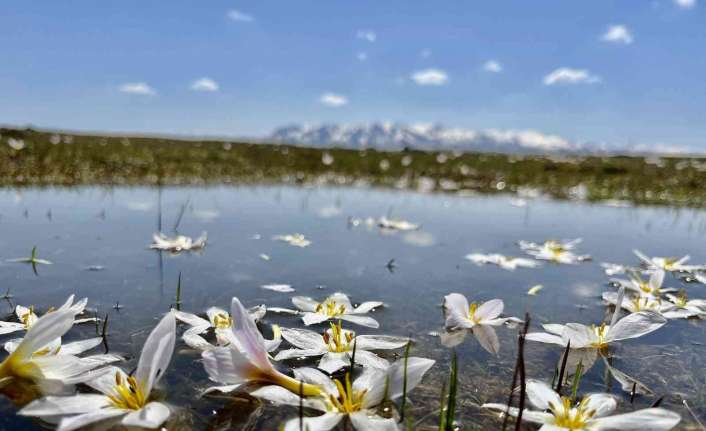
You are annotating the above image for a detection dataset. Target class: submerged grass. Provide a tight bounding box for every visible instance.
[3,127,706,206]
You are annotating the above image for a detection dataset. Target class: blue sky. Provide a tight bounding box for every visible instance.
[1,0,705,150]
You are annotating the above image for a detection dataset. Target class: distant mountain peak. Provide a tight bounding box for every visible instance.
[269,122,578,154]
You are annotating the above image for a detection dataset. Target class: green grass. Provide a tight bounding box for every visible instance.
[2,126,706,206]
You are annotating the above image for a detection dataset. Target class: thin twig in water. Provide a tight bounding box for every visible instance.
[683,399,706,431]
[515,313,530,431]
[400,340,412,423]
[556,340,571,394]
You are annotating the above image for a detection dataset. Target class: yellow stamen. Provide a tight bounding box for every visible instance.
[328,373,367,413]
[549,396,597,430]
[212,313,233,329]
[107,371,148,411]
[325,321,354,353]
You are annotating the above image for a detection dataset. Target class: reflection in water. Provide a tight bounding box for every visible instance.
[0,185,705,429]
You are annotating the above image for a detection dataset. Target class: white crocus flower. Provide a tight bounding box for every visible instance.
[0,308,112,399]
[611,269,675,299]
[483,379,680,430]
[4,335,121,370]
[520,239,589,264]
[525,304,666,372]
[0,295,96,336]
[273,234,311,247]
[252,357,435,431]
[441,293,521,354]
[283,293,383,328]
[602,291,663,314]
[661,291,706,319]
[465,253,541,271]
[633,249,701,272]
[174,305,281,352]
[19,312,177,431]
[150,232,207,252]
[377,216,420,231]
[275,322,408,373]
[201,297,324,397]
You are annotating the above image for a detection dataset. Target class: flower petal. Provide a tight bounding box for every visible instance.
[293,367,338,395]
[283,412,343,431]
[0,322,24,335]
[481,403,552,424]
[589,408,680,430]
[173,310,210,329]
[12,308,75,360]
[606,311,666,343]
[60,338,103,356]
[275,349,323,361]
[202,346,254,386]
[354,335,409,351]
[349,411,399,431]
[581,393,618,418]
[135,312,176,393]
[476,299,504,321]
[443,293,473,329]
[230,297,271,371]
[339,314,380,328]
[280,327,326,350]
[525,332,565,345]
[352,301,384,314]
[302,313,330,326]
[318,352,351,374]
[561,323,596,348]
[121,401,171,428]
[329,293,353,310]
[380,357,435,405]
[526,380,561,410]
[472,325,500,355]
[56,409,125,431]
[292,296,319,312]
[19,394,111,416]
[352,350,389,370]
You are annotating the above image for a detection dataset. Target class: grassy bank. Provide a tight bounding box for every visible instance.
[2,126,706,206]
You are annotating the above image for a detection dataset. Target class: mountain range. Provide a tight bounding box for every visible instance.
[269,123,581,154]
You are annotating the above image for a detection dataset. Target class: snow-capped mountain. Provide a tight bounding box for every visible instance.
[269,123,580,154]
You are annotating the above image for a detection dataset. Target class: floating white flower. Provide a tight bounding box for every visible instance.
[201,297,323,396]
[465,253,541,271]
[483,379,680,430]
[633,249,701,272]
[602,292,662,314]
[520,239,590,264]
[150,232,207,252]
[661,290,706,319]
[601,262,629,276]
[275,322,408,373]
[0,296,96,336]
[377,216,420,231]
[273,234,311,247]
[174,305,281,352]
[287,293,383,328]
[19,312,177,431]
[525,309,666,371]
[252,356,435,431]
[0,308,113,401]
[440,293,521,354]
[610,269,675,298]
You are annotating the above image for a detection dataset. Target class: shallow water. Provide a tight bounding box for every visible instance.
[1,185,705,430]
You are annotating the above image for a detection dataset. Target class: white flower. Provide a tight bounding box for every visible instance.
[634,249,701,272]
[19,312,177,431]
[520,239,589,264]
[201,297,323,397]
[273,233,311,247]
[465,253,541,271]
[377,216,420,231]
[275,322,408,373]
[602,292,663,314]
[289,293,383,328]
[0,296,96,336]
[150,232,207,252]
[610,269,675,298]
[483,379,680,430]
[0,307,113,399]
[252,356,435,431]
[526,311,666,350]
[440,293,521,354]
[661,291,706,319]
[174,305,281,352]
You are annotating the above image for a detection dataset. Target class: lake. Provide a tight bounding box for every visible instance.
[1,185,705,430]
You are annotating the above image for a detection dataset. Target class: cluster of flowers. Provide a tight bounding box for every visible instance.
[0,292,434,431]
[467,238,591,270]
[441,244,704,430]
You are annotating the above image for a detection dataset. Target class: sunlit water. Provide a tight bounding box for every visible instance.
[1,186,705,430]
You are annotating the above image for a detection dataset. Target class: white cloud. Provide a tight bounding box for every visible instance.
[674,0,697,9]
[410,68,449,86]
[543,68,601,86]
[483,60,503,73]
[601,25,633,44]
[119,82,156,96]
[319,92,348,107]
[227,10,254,22]
[357,51,368,62]
[191,77,219,92]
[356,30,376,42]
